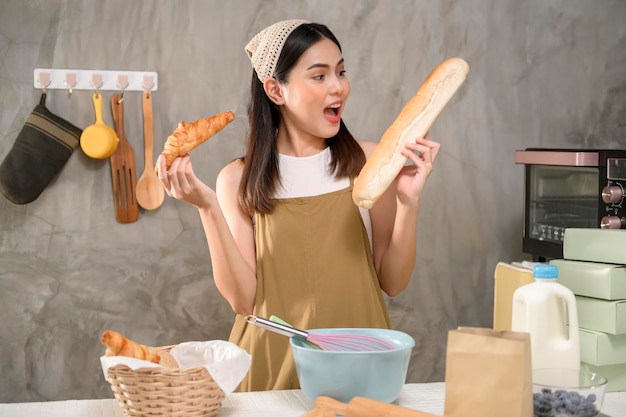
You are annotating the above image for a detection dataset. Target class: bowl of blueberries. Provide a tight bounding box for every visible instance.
[533,369,608,417]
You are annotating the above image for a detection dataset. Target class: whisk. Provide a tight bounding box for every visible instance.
[245,315,396,352]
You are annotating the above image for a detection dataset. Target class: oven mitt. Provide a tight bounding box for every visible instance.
[0,92,82,204]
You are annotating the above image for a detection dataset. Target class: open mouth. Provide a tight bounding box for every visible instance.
[325,104,341,117]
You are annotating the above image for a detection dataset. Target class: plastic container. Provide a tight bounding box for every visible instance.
[512,264,580,371]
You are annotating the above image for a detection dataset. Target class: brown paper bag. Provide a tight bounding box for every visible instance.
[443,327,532,417]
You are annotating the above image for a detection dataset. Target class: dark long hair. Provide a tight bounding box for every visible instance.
[239,22,366,214]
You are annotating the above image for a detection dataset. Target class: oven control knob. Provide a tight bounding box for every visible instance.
[601,216,626,229]
[602,185,623,204]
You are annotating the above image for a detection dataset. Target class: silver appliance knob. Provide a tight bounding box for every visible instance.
[602,185,623,204]
[600,216,626,229]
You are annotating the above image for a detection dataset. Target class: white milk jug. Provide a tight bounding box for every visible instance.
[511,264,580,371]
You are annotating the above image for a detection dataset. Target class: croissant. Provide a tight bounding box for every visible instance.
[101,330,161,363]
[156,111,235,174]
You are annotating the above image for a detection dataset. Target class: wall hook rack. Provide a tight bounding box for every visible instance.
[34,69,159,92]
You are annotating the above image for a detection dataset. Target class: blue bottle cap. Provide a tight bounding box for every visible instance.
[533,264,558,279]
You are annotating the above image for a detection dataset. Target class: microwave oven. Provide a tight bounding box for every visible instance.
[515,148,626,260]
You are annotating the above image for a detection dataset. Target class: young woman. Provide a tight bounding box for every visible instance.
[156,19,440,391]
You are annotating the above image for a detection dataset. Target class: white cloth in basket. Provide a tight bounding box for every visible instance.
[100,340,251,394]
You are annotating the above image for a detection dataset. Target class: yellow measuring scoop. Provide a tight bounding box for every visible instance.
[80,93,119,159]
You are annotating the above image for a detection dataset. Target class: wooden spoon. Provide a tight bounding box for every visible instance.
[135,91,164,210]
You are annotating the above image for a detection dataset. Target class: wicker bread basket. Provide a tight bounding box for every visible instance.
[105,346,226,417]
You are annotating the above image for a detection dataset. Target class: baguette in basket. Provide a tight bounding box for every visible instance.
[101,330,179,368]
[100,335,251,417]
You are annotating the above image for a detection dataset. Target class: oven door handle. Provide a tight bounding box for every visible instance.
[514,150,599,166]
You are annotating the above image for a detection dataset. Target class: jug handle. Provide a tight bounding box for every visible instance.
[554,285,579,341]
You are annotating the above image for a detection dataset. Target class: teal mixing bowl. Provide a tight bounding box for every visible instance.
[290,328,415,403]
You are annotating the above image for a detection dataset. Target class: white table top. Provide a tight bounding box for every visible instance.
[1,383,625,417]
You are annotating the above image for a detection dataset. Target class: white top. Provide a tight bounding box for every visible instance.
[275,147,373,249]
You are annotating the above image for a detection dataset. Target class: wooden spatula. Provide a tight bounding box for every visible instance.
[109,94,139,223]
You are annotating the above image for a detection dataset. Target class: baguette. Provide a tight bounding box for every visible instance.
[100,330,179,368]
[352,57,469,209]
[155,111,235,175]
[101,330,161,363]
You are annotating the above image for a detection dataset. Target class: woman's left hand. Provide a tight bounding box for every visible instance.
[396,132,440,207]
[157,154,216,209]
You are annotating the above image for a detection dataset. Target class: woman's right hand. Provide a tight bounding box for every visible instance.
[156,154,216,209]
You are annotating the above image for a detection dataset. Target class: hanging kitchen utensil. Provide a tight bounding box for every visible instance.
[80,93,119,159]
[135,91,164,210]
[109,94,139,223]
[245,315,396,351]
[0,92,82,204]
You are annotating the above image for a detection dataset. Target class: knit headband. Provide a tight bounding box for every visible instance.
[245,19,310,82]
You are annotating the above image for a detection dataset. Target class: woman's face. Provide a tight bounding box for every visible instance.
[279,38,350,140]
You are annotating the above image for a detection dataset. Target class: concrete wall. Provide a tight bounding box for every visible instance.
[1,0,625,402]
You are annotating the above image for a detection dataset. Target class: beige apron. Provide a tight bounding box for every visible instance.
[228,179,391,392]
